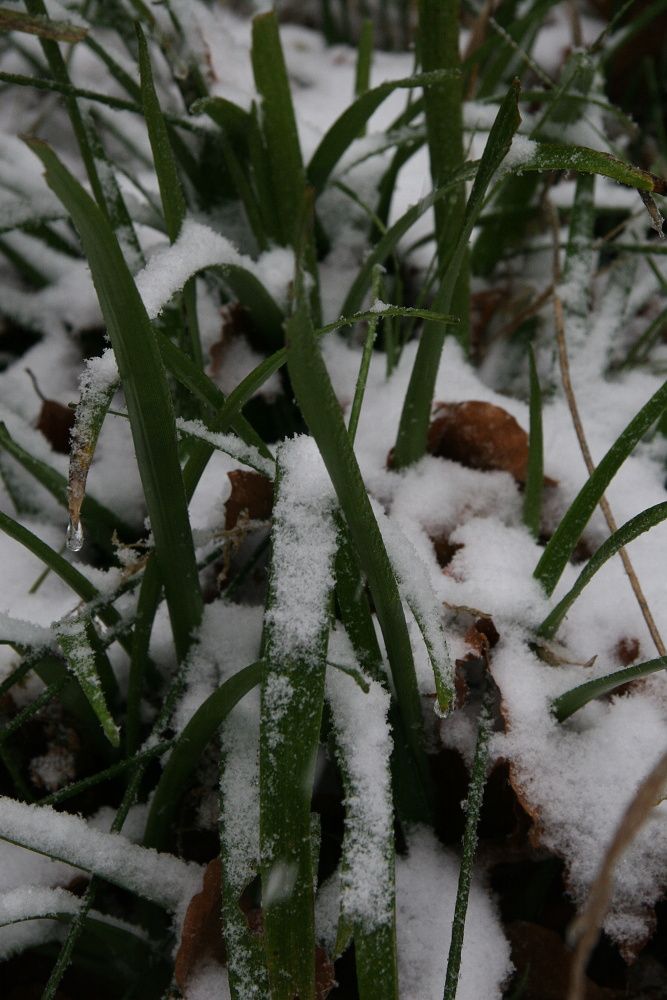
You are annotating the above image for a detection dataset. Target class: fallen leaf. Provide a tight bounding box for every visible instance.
[316,946,336,999]
[36,399,75,455]
[616,637,640,666]
[225,470,274,530]
[174,858,226,993]
[464,616,500,654]
[427,400,550,484]
[430,533,463,569]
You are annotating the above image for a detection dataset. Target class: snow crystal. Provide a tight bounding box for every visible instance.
[0,797,202,911]
[187,962,231,1000]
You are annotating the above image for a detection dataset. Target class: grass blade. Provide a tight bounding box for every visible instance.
[54,615,120,747]
[0,8,87,42]
[327,669,398,1000]
[552,657,667,722]
[419,0,467,340]
[393,79,521,469]
[251,11,306,247]
[0,420,128,554]
[539,501,667,638]
[523,345,543,537]
[443,690,493,999]
[260,442,337,1000]
[534,381,667,594]
[26,138,203,662]
[143,660,262,850]
[307,69,457,194]
[286,227,433,821]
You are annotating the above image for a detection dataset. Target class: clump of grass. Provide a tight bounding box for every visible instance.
[0,2,665,998]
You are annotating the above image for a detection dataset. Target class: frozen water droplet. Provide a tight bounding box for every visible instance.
[66,519,84,552]
[640,190,665,239]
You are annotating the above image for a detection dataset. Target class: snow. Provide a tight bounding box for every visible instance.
[0,796,203,911]
[135,218,294,319]
[175,417,274,478]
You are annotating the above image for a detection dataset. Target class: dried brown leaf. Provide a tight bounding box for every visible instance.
[427,400,552,484]
[225,470,273,530]
[36,400,75,455]
[174,858,226,993]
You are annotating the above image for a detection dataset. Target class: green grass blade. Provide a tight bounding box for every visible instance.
[523,345,543,537]
[307,69,457,194]
[443,689,493,1000]
[26,138,202,662]
[54,616,120,747]
[143,661,262,850]
[521,142,667,193]
[260,446,336,1000]
[534,381,667,594]
[552,657,667,723]
[136,24,185,243]
[419,0,467,341]
[285,233,432,822]
[355,18,373,102]
[347,267,383,444]
[251,11,306,247]
[393,80,521,469]
[539,501,667,638]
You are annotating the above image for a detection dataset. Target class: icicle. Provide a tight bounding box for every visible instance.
[66,517,84,552]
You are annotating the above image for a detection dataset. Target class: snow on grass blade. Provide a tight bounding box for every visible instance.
[220,691,270,999]
[443,690,493,1000]
[534,381,667,594]
[307,69,458,194]
[373,502,454,715]
[393,79,521,469]
[54,615,119,747]
[175,418,274,478]
[327,661,398,1000]
[552,657,667,723]
[67,348,119,552]
[523,345,543,537]
[0,420,129,553]
[260,439,337,1000]
[134,217,285,351]
[26,138,202,662]
[286,236,433,821]
[539,501,667,638]
[143,660,262,851]
[0,796,201,910]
